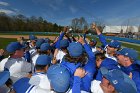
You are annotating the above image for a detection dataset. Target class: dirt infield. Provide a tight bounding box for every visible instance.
[0,35,56,40]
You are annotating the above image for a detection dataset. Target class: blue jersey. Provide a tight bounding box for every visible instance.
[24,51,31,63]
[98,34,107,47]
[61,43,96,92]
[81,44,96,92]
[121,64,140,93]
[55,32,65,49]
[13,77,31,93]
[96,58,120,81]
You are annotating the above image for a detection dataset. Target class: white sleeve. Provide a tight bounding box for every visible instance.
[21,61,32,73]
[0,58,8,71]
[67,89,89,93]
[91,80,103,93]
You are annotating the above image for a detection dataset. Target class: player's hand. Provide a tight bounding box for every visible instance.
[0,49,4,56]
[74,68,87,78]
[78,36,85,45]
[91,23,97,29]
[63,26,68,33]
[84,29,88,34]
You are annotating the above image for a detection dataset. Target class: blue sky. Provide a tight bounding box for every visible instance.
[0,0,140,26]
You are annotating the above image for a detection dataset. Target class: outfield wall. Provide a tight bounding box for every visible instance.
[105,36,140,44]
[1,32,140,44]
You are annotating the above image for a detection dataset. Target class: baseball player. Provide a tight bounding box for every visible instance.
[4,42,32,83]
[91,67,137,93]
[91,24,121,62]
[116,48,140,93]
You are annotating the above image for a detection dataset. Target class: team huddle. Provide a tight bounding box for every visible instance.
[0,24,140,93]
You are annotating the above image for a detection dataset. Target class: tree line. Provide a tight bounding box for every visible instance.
[0,12,63,32]
[0,12,105,34]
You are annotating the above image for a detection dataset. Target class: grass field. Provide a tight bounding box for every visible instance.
[0,37,17,49]
[0,36,140,59]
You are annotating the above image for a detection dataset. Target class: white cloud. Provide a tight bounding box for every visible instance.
[0,1,9,6]
[69,6,77,13]
[0,9,15,14]
[49,4,58,11]
[13,8,21,14]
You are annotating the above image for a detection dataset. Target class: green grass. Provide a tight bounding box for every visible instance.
[0,38,17,49]
[121,43,140,51]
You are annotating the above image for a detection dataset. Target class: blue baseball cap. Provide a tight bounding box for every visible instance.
[40,43,51,51]
[13,77,31,93]
[36,55,51,65]
[116,48,138,61]
[6,42,25,53]
[35,39,45,49]
[0,71,10,86]
[67,42,83,57]
[100,67,137,93]
[101,58,119,69]
[108,40,121,49]
[29,34,37,40]
[44,38,50,43]
[47,64,70,92]
[60,39,69,48]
